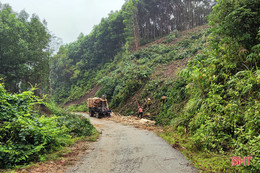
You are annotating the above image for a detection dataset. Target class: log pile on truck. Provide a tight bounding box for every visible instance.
[88,97,110,118]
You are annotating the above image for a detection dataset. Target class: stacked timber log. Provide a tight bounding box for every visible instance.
[88,97,105,108]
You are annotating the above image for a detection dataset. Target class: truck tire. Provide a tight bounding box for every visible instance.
[97,113,103,119]
[90,109,94,117]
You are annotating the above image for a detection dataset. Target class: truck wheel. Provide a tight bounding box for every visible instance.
[90,111,94,117]
[97,113,102,119]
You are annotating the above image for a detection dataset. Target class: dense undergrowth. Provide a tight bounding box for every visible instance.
[66,103,89,112]
[0,83,95,169]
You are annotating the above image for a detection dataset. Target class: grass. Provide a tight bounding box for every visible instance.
[157,127,250,173]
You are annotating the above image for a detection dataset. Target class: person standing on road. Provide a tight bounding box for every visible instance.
[107,108,111,118]
[138,107,143,119]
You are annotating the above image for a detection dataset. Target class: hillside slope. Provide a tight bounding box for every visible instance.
[66,25,208,112]
[95,25,209,116]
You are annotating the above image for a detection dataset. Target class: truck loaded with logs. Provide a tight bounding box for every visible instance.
[87,97,110,118]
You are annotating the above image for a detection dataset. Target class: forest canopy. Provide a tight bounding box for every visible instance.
[0,3,52,94]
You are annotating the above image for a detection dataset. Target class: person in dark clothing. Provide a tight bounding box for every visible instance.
[107,109,111,117]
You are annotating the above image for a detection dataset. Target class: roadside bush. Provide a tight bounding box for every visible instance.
[66,103,89,112]
[56,113,93,137]
[45,102,94,137]
[0,84,71,168]
[45,101,65,116]
[0,84,94,168]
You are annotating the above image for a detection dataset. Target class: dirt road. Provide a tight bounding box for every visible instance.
[66,113,198,173]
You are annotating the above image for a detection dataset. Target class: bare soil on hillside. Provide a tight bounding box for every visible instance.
[155,57,192,80]
[64,85,101,107]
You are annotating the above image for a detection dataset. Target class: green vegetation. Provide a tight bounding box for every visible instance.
[0,4,52,94]
[50,0,213,104]
[96,26,208,114]
[1,0,259,172]
[66,103,89,112]
[0,83,95,169]
[50,10,126,103]
[49,1,259,171]
[71,0,260,171]
[155,0,260,172]
[158,127,239,172]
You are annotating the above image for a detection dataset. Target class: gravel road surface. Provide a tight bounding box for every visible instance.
[66,113,198,173]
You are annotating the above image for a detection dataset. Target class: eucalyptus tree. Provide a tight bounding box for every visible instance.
[126,0,216,47]
[0,4,51,94]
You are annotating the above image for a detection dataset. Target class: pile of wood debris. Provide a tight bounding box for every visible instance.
[107,112,163,132]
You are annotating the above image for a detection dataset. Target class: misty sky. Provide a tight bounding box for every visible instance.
[1,0,125,44]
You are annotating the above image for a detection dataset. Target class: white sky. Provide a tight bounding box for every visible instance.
[1,0,125,44]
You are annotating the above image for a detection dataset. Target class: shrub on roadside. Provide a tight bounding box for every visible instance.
[66,103,89,112]
[0,84,94,169]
